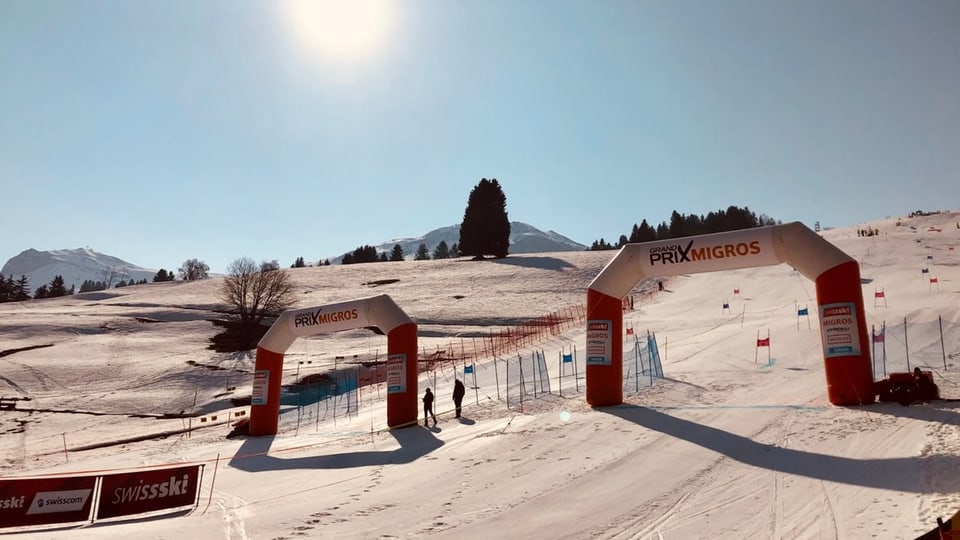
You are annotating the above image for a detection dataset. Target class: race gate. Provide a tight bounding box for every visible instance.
[585,222,874,407]
[248,294,418,436]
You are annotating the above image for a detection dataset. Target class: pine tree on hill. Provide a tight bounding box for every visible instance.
[33,285,49,299]
[48,275,68,297]
[14,275,30,301]
[414,243,431,261]
[459,178,510,259]
[433,240,451,259]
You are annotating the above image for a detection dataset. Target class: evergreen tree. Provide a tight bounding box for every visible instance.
[458,178,510,259]
[433,241,451,259]
[33,284,49,299]
[389,244,404,261]
[48,275,67,297]
[342,245,378,264]
[379,252,388,262]
[0,275,10,302]
[631,219,657,243]
[450,243,460,257]
[153,268,175,282]
[667,210,686,239]
[14,275,30,301]
[589,238,616,251]
[322,259,331,266]
[79,279,107,292]
[414,243,431,261]
[292,256,306,268]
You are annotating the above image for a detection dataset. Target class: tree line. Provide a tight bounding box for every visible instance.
[339,240,460,264]
[589,206,779,250]
[0,259,211,303]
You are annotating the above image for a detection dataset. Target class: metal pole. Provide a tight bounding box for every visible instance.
[532,352,538,399]
[558,350,562,398]
[574,345,579,392]
[904,317,910,371]
[940,315,947,370]
[634,340,639,392]
[882,321,887,377]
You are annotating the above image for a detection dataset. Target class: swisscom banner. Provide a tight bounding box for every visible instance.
[96,464,202,520]
[0,475,97,528]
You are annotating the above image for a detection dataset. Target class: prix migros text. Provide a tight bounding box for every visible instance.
[649,240,762,265]
[294,308,359,328]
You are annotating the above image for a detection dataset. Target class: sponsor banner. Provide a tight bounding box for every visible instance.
[96,464,201,520]
[288,300,369,337]
[586,320,612,365]
[0,475,96,528]
[251,370,269,406]
[819,302,861,358]
[386,353,406,394]
[637,227,778,276]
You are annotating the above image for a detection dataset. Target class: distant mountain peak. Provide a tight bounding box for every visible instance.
[1,248,156,294]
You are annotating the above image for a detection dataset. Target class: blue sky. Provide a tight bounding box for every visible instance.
[2,1,958,274]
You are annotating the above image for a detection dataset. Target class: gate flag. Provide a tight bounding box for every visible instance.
[755,329,771,364]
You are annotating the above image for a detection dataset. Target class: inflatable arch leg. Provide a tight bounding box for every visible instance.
[815,260,874,405]
[249,347,285,437]
[586,289,624,407]
[386,322,419,428]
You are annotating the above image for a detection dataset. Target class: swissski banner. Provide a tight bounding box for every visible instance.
[0,475,97,528]
[96,464,202,520]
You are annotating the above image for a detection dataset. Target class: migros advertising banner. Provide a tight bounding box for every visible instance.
[96,464,201,520]
[288,299,370,337]
[637,227,779,276]
[0,475,96,528]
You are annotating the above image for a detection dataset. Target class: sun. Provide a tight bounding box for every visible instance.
[281,0,394,65]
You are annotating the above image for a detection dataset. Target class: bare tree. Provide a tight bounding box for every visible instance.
[179,258,210,281]
[99,266,121,289]
[220,257,296,327]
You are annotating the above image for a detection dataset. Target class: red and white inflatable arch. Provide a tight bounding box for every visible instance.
[248,294,418,436]
[586,222,874,407]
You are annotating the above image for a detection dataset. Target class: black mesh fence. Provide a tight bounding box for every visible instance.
[505,351,551,409]
[871,316,959,379]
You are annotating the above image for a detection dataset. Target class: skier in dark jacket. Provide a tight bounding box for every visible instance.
[453,379,466,418]
[423,388,437,426]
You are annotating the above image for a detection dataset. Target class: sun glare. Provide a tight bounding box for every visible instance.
[282,0,393,65]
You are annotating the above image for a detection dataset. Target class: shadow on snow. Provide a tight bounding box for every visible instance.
[603,403,960,494]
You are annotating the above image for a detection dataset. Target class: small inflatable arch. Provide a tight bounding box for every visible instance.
[248,294,418,436]
[586,222,874,407]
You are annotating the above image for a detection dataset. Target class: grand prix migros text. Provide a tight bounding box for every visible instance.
[294,308,359,328]
[649,240,762,265]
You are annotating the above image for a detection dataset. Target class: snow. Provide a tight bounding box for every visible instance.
[2,212,960,539]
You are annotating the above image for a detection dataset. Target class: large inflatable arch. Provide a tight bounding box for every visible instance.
[248,294,418,436]
[585,222,874,407]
